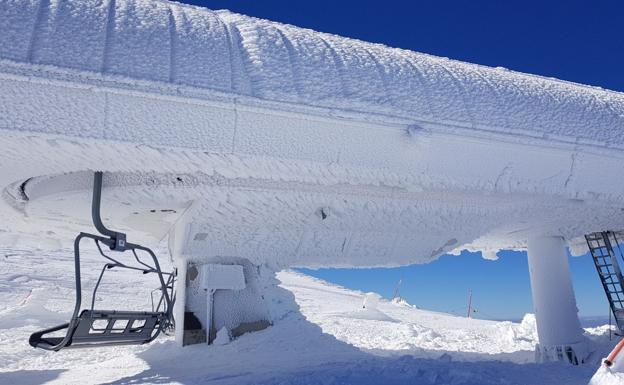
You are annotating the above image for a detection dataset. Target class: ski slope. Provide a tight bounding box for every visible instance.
[0,247,620,385]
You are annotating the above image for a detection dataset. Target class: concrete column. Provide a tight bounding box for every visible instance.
[527,236,588,364]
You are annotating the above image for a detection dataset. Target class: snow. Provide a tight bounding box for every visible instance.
[2,0,624,145]
[590,367,624,385]
[0,247,617,384]
[1,0,624,268]
[213,327,231,346]
[0,0,623,382]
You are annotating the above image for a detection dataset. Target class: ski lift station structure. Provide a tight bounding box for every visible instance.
[2,0,624,365]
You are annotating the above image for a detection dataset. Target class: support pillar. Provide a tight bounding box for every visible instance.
[168,203,197,347]
[173,258,187,346]
[527,236,588,364]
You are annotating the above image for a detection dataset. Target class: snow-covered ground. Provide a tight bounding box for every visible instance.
[1,246,621,385]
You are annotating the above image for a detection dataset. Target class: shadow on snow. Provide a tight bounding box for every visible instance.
[97,285,596,385]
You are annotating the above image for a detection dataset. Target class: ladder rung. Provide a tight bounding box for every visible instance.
[596,264,615,268]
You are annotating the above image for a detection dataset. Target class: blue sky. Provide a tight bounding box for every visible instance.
[195,0,624,92]
[299,250,608,320]
[186,0,623,320]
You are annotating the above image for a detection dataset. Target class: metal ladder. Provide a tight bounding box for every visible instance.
[585,231,624,334]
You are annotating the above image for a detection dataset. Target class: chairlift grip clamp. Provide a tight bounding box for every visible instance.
[110,232,127,251]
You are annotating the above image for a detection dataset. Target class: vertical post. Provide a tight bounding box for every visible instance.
[168,219,189,347]
[467,290,472,318]
[392,278,402,300]
[206,289,216,344]
[167,202,196,347]
[173,259,187,346]
[527,236,587,364]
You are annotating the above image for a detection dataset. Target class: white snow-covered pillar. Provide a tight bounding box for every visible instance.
[173,258,187,346]
[527,236,588,364]
[168,203,197,347]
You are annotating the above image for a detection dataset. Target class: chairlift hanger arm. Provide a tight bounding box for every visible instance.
[92,171,126,251]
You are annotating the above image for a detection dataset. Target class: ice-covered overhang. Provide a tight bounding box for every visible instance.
[1,0,624,267]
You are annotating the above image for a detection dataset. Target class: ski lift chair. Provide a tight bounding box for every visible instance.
[29,172,174,351]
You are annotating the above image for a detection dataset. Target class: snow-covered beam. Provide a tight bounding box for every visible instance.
[1,0,624,149]
[527,236,588,364]
[2,0,624,267]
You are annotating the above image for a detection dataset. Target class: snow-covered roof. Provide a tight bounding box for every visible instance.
[1,0,623,146]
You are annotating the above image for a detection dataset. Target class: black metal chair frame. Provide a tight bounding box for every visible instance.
[29,172,174,351]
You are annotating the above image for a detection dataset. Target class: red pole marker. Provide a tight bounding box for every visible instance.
[605,338,624,367]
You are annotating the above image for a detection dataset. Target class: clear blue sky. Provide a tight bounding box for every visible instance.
[185,0,623,320]
[193,0,624,92]
[299,251,608,321]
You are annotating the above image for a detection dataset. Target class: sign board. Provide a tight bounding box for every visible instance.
[202,264,246,291]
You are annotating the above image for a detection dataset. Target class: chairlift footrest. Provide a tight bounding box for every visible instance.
[70,309,165,346]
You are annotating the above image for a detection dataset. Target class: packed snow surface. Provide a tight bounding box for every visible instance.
[0,247,620,385]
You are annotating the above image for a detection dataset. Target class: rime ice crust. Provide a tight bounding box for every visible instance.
[1,0,623,148]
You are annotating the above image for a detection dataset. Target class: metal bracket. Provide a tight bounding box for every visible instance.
[92,171,127,251]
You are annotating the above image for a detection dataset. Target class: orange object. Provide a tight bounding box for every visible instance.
[605,338,624,367]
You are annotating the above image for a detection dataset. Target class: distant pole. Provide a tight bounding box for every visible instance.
[467,290,472,318]
[392,278,402,300]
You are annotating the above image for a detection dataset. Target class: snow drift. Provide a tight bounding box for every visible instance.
[0,247,615,384]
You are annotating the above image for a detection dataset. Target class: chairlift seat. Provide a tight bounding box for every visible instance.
[29,309,166,350]
[29,172,174,352]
